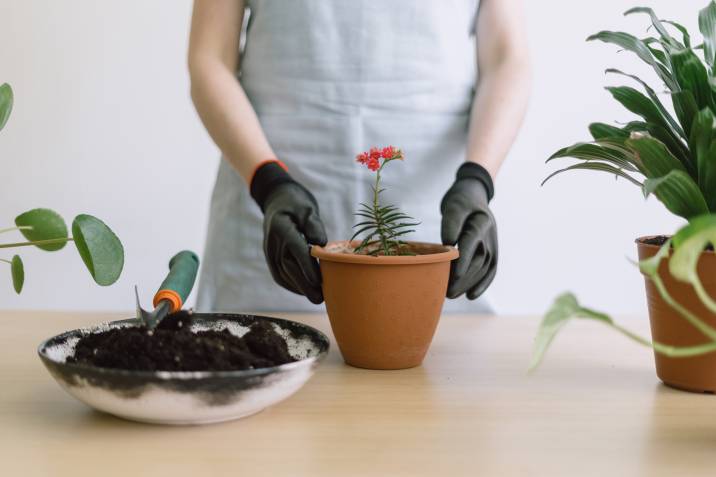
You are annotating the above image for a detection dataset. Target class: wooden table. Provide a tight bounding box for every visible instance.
[1,310,714,476]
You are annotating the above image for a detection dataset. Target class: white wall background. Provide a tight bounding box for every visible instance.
[0,0,698,314]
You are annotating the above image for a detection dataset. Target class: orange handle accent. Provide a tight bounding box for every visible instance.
[249,158,288,186]
[153,289,182,313]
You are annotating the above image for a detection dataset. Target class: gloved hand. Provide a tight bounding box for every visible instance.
[250,161,328,304]
[440,162,498,300]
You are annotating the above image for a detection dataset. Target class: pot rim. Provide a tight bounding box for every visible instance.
[635,235,716,255]
[311,240,459,264]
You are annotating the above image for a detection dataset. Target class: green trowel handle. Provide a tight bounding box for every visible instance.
[152,250,200,312]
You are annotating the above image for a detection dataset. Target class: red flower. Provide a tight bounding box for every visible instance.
[369,147,382,161]
[356,152,369,164]
[381,146,395,159]
[367,157,380,171]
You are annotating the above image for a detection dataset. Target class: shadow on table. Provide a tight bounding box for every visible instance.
[638,383,716,469]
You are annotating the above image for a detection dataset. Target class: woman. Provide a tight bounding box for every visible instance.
[189,0,530,312]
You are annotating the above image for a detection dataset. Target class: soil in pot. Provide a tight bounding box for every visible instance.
[67,311,296,372]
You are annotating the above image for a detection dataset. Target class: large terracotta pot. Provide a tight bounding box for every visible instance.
[311,241,458,370]
[637,236,716,393]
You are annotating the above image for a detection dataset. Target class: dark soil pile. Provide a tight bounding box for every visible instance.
[67,311,296,372]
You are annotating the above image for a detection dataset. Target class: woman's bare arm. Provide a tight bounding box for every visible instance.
[188,0,274,183]
[467,0,531,179]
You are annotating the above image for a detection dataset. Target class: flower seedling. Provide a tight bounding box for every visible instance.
[352,146,419,256]
[0,82,124,293]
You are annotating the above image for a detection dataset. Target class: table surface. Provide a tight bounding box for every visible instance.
[1,310,714,477]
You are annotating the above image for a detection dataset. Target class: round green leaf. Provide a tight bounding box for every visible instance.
[11,255,24,294]
[15,208,68,251]
[71,215,124,286]
[0,83,13,132]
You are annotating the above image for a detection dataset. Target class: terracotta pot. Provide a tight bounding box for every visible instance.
[311,241,458,370]
[637,236,716,393]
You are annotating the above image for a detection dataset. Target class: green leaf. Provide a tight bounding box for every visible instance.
[530,290,716,372]
[10,255,23,294]
[14,208,68,251]
[589,123,630,140]
[672,90,699,137]
[699,0,716,66]
[606,86,689,160]
[587,31,676,89]
[350,224,379,241]
[71,215,124,286]
[662,20,691,48]
[643,170,710,220]
[670,48,714,111]
[625,7,680,48]
[548,141,640,172]
[529,293,615,371]
[625,135,686,177]
[688,108,716,210]
[542,162,643,188]
[605,68,685,139]
[0,83,12,132]
[670,215,716,313]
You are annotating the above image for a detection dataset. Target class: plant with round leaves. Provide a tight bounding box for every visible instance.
[530,216,716,370]
[0,82,124,293]
[0,209,125,293]
[544,2,716,221]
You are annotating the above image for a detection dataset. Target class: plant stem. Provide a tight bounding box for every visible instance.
[0,237,74,249]
[0,226,31,235]
[650,272,716,341]
[611,322,716,357]
[373,166,385,254]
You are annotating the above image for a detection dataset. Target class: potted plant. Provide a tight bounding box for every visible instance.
[0,83,124,291]
[311,146,458,370]
[532,2,716,392]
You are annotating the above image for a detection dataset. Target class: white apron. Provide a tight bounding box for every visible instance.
[197,0,492,313]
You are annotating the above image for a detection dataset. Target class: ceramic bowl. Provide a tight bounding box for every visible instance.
[38,313,329,425]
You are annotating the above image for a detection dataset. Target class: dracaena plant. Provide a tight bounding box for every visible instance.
[352,146,419,256]
[0,82,124,293]
[544,2,716,221]
[532,2,716,370]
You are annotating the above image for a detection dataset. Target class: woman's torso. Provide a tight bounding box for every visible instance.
[197,0,489,313]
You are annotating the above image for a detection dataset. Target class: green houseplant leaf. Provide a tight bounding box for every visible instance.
[605,68,686,140]
[0,83,13,132]
[670,48,714,111]
[530,291,716,372]
[642,170,709,220]
[699,0,716,67]
[71,215,124,286]
[10,255,23,294]
[672,90,700,138]
[14,208,69,251]
[688,108,716,210]
[587,31,677,89]
[669,214,716,313]
[625,7,681,48]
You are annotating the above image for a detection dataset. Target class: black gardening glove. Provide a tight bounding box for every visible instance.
[250,161,328,304]
[440,162,498,300]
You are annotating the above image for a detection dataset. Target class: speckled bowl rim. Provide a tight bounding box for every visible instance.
[37,313,330,381]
